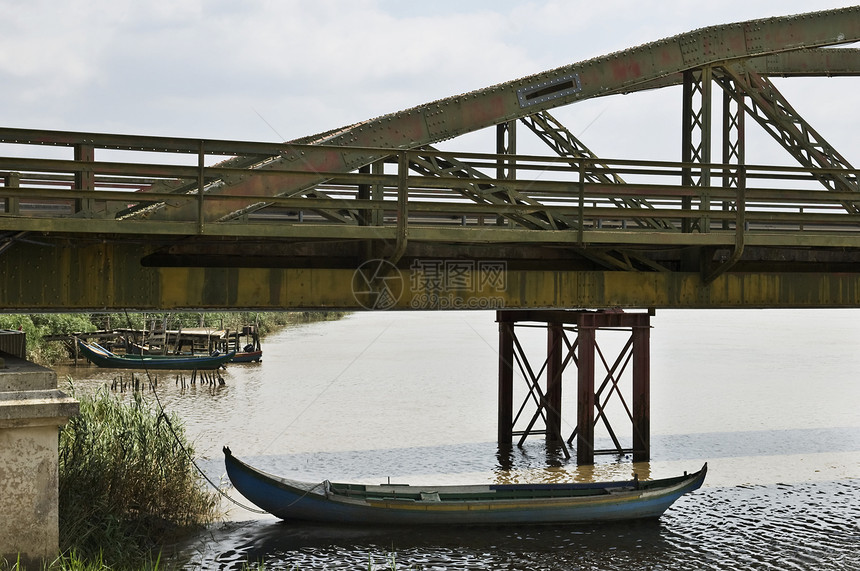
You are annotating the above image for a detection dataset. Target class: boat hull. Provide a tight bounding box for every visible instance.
[224,448,706,526]
[231,350,262,363]
[77,341,234,370]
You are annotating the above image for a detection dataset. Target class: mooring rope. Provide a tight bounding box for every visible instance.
[121,311,270,515]
[110,312,373,517]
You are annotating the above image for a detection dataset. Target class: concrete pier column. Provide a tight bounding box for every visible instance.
[0,353,79,569]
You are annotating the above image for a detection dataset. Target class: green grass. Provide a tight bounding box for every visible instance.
[0,549,162,571]
[56,383,220,569]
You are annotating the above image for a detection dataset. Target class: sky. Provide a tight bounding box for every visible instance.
[1,0,857,165]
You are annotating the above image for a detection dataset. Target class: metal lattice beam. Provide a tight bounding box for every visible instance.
[117,7,860,224]
[520,110,676,231]
[408,147,666,271]
[408,149,559,230]
[716,65,860,214]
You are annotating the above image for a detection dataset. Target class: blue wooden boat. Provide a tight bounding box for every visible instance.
[77,340,234,370]
[223,447,706,525]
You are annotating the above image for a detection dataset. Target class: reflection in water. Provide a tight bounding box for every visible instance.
[193,441,660,490]
[494,443,652,484]
[176,480,859,570]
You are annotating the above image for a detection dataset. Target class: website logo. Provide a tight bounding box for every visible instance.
[351,259,404,310]
[352,258,507,310]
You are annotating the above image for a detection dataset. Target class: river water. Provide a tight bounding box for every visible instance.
[58,309,860,570]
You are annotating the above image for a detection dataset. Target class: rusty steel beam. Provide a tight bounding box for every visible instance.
[5,239,860,310]
[497,317,515,448]
[576,324,596,465]
[546,321,564,443]
[615,48,860,93]
[716,65,860,209]
[682,68,714,235]
[406,147,663,272]
[520,111,676,232]
[121,8,860,225]
[631,321,651,462]
[2,172,19,215]
[73,144,95,214]
[751,47,860,76]
[407,149,557,230]
[702,78,748,283]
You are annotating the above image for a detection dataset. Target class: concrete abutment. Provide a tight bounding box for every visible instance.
[0,343,79,569]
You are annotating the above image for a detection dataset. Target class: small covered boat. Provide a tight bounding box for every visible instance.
[229,326,262,363]
[223,447,706,525]
[77,340,235,370]
[231,344,262,363]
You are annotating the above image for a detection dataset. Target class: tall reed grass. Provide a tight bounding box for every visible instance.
[57,383,219,567]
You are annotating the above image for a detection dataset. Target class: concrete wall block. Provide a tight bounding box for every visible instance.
[0,354,57,391]
[0,355,79,568]
[0,426,61,568]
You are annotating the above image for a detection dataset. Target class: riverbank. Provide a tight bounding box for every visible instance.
[0,311,348,366]
[1,310,347,570]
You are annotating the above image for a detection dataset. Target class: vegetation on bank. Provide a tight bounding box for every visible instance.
[0,310,348,570]
[0,384,222,570]
[57,384,219,568]
[0,311,347,366]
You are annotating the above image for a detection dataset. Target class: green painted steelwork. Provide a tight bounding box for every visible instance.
[2,238,860,310]
[1,8,860,311]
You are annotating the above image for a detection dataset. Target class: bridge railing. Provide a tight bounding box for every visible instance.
[2,128,860,248]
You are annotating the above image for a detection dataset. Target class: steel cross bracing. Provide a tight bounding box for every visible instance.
[682,68,714,235]
[717,65,860,205]
[3,7,860,288]
[519,111,675,231]
[498,311,650,464]
[517,111,677,272]
[407,145,652,271]
[507,323,572,458]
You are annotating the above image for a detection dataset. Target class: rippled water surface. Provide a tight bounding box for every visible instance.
[59,309,860,570]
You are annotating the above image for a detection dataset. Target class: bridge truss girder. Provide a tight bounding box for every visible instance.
[717,65,860,202]
[676,57,860,279]
[2,8,860,310]
[5,238,860,311]
[104,7,860,226]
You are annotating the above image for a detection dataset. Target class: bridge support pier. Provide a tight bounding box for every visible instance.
[0,333,79,569]
[497,310,651,465]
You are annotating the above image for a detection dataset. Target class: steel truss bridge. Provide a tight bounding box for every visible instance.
[2,7,860,311]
